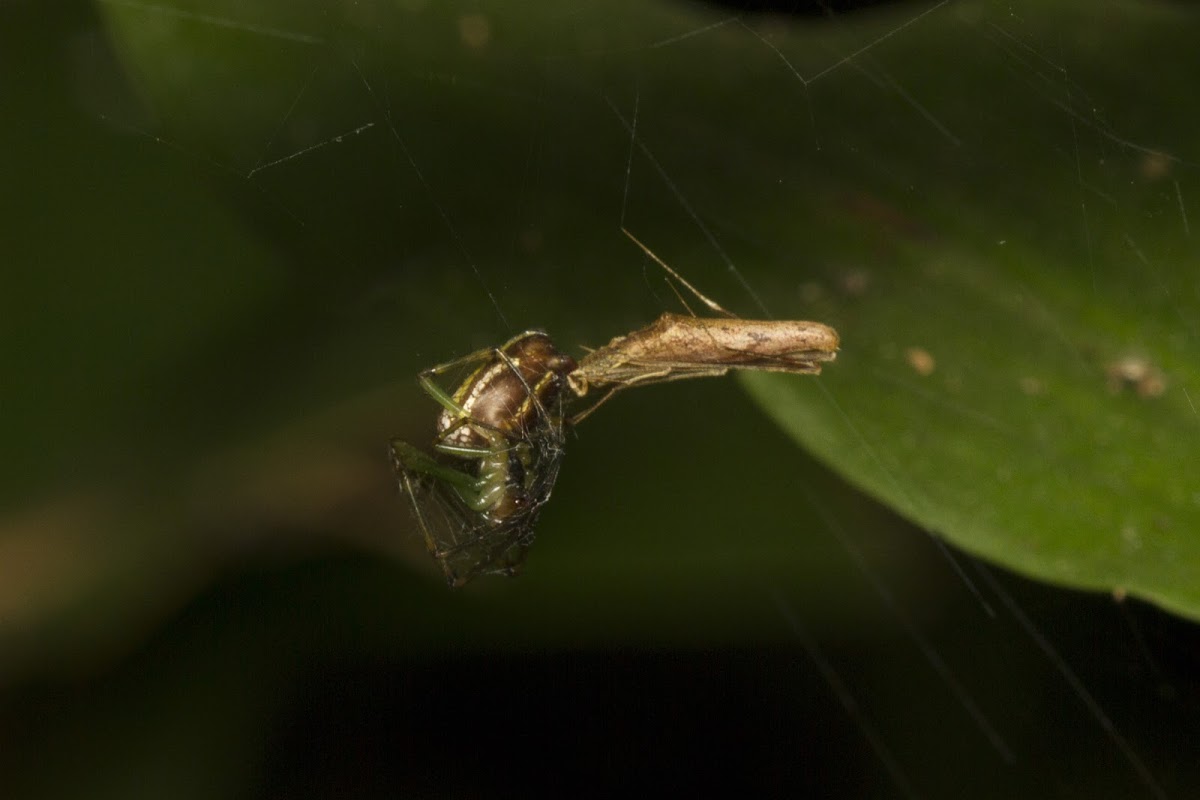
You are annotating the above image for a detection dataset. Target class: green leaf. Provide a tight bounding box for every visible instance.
[733,4,1200,621]
[744,232,1200,619]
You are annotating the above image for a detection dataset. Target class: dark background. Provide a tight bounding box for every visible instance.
[3,1,1199,797]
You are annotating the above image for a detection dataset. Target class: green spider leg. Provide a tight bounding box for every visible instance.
[389,439,531,588]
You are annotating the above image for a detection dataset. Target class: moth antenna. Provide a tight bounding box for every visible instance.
[621,228,736,318]
[664,273,697,317]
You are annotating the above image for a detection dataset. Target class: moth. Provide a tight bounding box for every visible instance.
[568,232,838,420]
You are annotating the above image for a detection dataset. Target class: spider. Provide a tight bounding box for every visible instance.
[389,331,577,587]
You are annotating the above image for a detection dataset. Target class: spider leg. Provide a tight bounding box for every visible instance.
[568,386,620,425]
[418,371,476,420]
[390,438,496,512]
[415,340,518,420]
[389,439,476,491]
[390,442,474,587]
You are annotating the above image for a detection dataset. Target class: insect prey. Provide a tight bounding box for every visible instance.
[391,230,839,587]
[567,230,839,421]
